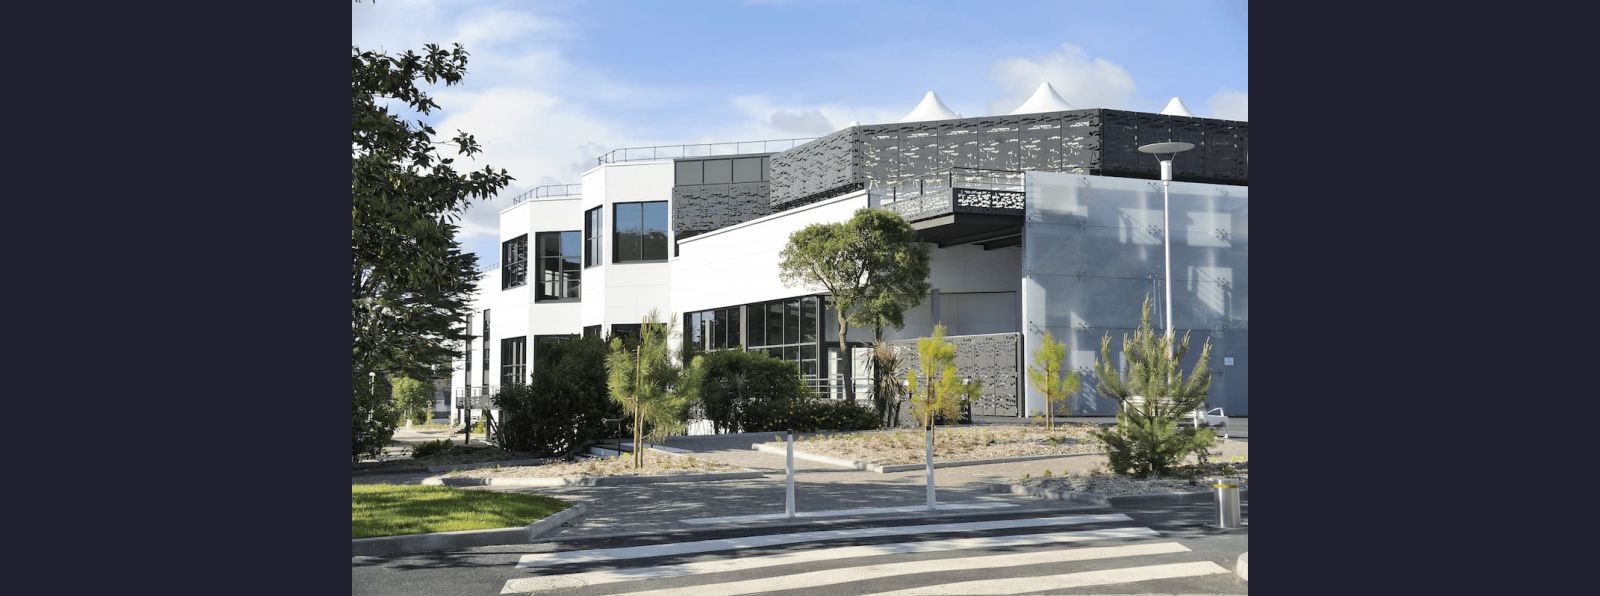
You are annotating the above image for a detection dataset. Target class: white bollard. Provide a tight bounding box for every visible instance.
[785,431,796,519]
[926,428,936,510]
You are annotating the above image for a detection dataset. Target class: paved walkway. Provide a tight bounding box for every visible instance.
[450,427,1248,538]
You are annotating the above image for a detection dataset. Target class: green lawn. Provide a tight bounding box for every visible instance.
[351,484,570,539]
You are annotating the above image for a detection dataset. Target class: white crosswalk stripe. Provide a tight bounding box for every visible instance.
[865,561,1234,595]
[500,527,1161,593]
[514,514,1133,569]
[502,515,1237,595]
[614,542,1193,596]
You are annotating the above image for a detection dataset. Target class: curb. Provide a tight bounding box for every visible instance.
[351,502,587,557]
[753,443,1103,473]
[587,443,692,458]
[423,470,766,487]
[987,482,1248,507]
[1237,551,1248,581]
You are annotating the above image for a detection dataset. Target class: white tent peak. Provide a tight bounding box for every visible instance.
[899,91,961,122]
[1160,97,1194,117]
[844,120,860,128]
[1009,82,1075,115]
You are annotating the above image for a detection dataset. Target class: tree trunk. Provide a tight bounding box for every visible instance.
[634,345,644,468]
[837,314,852,402]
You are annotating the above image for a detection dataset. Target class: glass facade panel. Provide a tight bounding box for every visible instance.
[1023,171,1248,415]
[800,296,817,342]
[767,301,783,346]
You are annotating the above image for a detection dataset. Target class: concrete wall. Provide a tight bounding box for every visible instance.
[1021,171,1247,416]
[580,161,675,333]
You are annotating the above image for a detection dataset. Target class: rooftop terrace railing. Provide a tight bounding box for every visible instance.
[868,167,1025,221]
[595,137,817,166]
[508,183,582,206]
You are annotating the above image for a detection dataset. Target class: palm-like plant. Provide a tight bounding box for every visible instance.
[872,340,907,426]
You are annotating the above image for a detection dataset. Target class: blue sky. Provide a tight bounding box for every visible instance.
[353,0,1247,263]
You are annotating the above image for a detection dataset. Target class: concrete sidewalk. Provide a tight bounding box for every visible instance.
[462,427,1247,539]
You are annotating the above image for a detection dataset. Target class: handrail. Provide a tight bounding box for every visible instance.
[508,184,582,206]
[595,137,818,165]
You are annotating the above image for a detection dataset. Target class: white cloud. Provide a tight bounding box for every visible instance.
[1207,89,1248,121]
[986,43,1139,115]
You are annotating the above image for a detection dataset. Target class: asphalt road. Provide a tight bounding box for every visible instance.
[352,500,1247,595]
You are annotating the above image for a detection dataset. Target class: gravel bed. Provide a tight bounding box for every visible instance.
[446,452,738,478]
[1019,461,1249,496]
[762,425,1100,466]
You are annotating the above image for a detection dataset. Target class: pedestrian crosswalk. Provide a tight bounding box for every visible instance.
[502,514,1236,594]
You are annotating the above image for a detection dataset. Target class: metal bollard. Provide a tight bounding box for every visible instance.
[1215,476,1242,529]
[785,430,796,519]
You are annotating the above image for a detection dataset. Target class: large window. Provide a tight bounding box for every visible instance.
[501,337,527,386]
[613,201,668,263]
[745,296,821,378]
[502,235,528,289]
[684,306,742,362]
[535,231,581,301]
[583,207,602,267]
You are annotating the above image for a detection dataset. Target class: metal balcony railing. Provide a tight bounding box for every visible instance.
[595,138,817,166]
[508,184,582,206]
[868,167,1025,221]
[453,385,499,409]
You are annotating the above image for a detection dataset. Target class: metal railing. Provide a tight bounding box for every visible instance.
[453,385,499,409]
[595,137,818,165]
[868,167,1025,221]
[508,184,582,206]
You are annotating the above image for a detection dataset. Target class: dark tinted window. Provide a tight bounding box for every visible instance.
[584,207,602,267]
[501,235,528,289]
[535,231,581,300]
[613,201,668,262]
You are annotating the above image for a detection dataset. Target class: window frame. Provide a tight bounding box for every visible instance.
[583,206,603,268]
[501,234,529,290]
[534,230,582,302]
[500,336,528,386]
[611,201,669,264]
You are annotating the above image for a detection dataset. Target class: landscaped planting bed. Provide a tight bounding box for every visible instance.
[445,451,738,479]
[1017,459,1249,496]
[351,484,570,538]
[762,425,1101,466]
[353,444,551,474]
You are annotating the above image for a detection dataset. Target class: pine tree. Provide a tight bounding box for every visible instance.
[605,310,696,468]
[1091,296,1216,477]
[1026,331,1081,431]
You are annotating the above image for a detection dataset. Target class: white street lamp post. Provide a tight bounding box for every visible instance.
[1137,141,1195,357]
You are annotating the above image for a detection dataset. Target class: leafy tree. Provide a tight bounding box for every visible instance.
[1091,295,1217,477]
[778,208,930,402]
[606,310,697,467]
[495,338,622,455]
[391,376,436,425]
[1026,331,1081,431]
[351,41,512,460]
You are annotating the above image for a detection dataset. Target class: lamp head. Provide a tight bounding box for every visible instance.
[1138,141,1194,182]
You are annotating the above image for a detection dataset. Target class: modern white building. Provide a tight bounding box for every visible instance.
[448,89,1248,427]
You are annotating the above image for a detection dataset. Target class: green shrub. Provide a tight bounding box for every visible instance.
[1091,295,1217,477]
[495,337,622,455]
[353,371,398,461]
[410,439,454,458]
